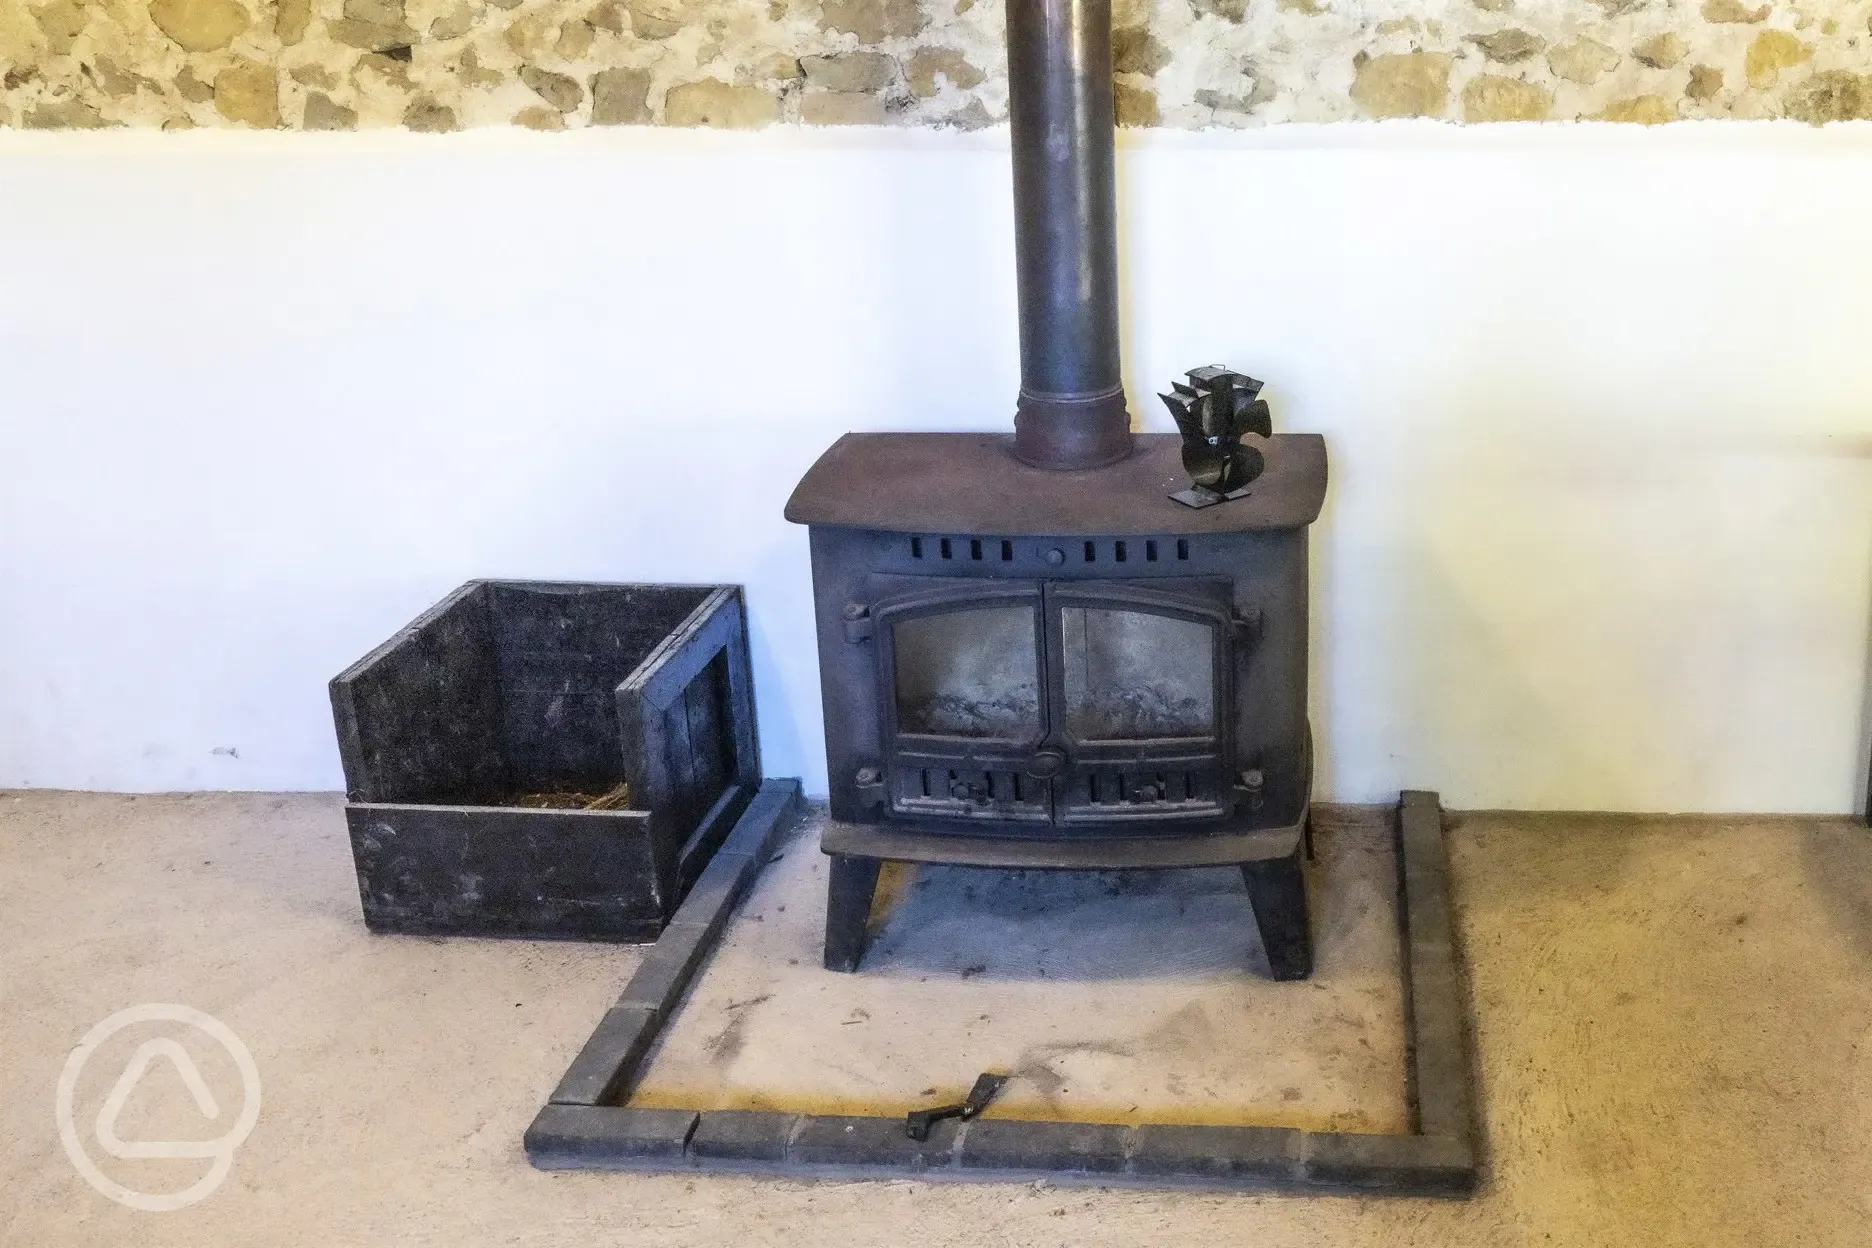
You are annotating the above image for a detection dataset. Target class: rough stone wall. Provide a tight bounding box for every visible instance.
[2,0,1871,130]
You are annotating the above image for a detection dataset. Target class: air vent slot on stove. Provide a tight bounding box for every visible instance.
[902,535,1196,568]
[910,536,1019,562]
[892,763,1050,821]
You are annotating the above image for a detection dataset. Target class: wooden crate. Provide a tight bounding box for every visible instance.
[329,581,760,941]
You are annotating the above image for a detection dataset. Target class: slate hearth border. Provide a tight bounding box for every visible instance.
[525,784,1479,1197]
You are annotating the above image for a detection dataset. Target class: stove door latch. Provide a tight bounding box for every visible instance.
[854,766,887,805]
[1235,768,1266,811]
[1025,747,1068,779]
[841,603,873,643]
[1231,605,1263,646]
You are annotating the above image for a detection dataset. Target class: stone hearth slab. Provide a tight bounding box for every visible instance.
[632,808,1405,1130]
[527,787,1477,1196]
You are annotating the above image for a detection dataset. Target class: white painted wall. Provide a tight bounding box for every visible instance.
[3,124,1871,812]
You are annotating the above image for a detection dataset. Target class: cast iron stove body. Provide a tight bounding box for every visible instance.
[785,0,1327,979]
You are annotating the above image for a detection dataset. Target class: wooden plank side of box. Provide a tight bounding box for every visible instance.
[344,802,665,942]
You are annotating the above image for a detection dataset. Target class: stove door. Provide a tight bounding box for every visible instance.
[873,579,1054,825]
[1045,580,1235,828]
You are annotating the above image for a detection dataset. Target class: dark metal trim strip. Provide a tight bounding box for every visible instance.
[526,788,1479,1197]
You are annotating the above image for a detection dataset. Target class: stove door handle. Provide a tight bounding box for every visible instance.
[1025,747,1068,779]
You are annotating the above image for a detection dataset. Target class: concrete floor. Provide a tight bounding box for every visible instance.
[3,791,1871,1246]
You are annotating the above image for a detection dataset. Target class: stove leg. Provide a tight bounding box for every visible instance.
[824,854,883,973]
[1242,847,1312,981]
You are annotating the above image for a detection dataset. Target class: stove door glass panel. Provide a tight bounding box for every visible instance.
[892,605,1042,740]
[1060,607,1215,741]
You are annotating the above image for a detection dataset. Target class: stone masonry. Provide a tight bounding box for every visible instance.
[2,0,1871,130]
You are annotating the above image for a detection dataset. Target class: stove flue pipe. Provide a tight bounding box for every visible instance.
[1006,0,1132,471]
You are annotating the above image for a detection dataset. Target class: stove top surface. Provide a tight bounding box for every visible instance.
[785,432,1327,537]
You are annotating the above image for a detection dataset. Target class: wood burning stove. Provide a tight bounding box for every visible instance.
[784,0,1327,980]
